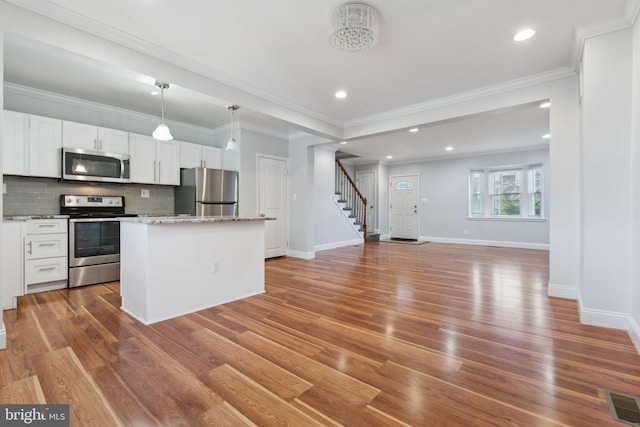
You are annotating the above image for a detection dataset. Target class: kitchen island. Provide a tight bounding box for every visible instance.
[118,216,268,325]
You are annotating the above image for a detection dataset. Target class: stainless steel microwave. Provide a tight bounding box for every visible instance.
[62,148,131,183]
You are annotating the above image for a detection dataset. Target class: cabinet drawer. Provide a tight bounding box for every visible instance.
[25,233,68,259]
[25,256,68,285]
[26,219,68,234]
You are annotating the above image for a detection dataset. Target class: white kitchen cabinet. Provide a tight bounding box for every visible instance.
[29,115,63,178]
[2,220,24,310]
[2,111,62,178]
[24,219,68,294]
[62,121,129,154]
[179,141,222,169]
[2,110,28,175]
[129,133,180,185]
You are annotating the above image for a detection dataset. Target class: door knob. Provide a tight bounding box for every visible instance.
[260,213,266,217]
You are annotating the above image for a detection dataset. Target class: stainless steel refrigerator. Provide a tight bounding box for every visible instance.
[175,168,239,216]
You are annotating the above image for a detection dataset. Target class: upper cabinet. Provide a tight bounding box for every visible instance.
[3,110,28,175]
[62,121,129,154]
[179,141,222,169]
[129,133,180,185]
[3,111,62,178]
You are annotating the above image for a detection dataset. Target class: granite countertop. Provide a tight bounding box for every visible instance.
[119,216,273,224]
[3,215,69,221]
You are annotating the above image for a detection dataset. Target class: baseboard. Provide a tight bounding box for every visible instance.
[579,301,631,331]
[547,282,578,300]
[419,236,549,250]
[0,321,6,350]
[627,315,640,354]
[315,238,363,252]
[380,234,391,240]
[287,250,315,260]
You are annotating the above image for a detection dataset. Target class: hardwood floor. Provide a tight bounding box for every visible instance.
[2,242,639,426]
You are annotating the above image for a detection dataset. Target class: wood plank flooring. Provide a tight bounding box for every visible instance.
[2,242,640,426]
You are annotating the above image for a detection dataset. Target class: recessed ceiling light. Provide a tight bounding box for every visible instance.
[539,101,551,108]
[386,155,393,159]
[513,28,535,42]
[340,141,348,145]
[409,128,419,133]
[542,134,551,139]
[151,90,159,96]
[446,146,454,151]
[335,90,347,99]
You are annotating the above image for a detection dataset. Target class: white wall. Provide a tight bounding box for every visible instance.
[630,19,640,348]
[313,147,363,250]
[384,149,549,248]
[579,29,633,328]
[0,31,6,350]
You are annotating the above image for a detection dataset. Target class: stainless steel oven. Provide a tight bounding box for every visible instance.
[61,195,135,288]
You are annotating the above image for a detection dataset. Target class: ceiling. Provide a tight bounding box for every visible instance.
[2,0,635,163]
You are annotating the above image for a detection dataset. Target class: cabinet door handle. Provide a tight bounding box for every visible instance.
[38,242,56,247]
[37,224,56,228]
[203,160,206,168]
[38,267,56,272]
[158,161,161,183]
[27,241,33,255]
[153,160,157,183]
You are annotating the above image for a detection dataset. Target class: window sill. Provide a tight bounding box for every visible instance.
[467,216,547,222]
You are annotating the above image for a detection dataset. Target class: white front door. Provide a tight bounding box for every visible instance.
[390,175,419,240]
[356,170,376,233]
[258,155,288,258]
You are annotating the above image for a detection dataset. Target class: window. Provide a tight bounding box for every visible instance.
[469,164,543,219]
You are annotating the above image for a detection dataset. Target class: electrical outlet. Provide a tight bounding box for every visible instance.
[141,189,150,198]
[211,260,221,273]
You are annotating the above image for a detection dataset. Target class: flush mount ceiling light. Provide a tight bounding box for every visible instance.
[446,146,454,151]
[540,101,551,108]
[152,81,173,141]
[513,28,535,42]
[340,141,348,145]
[409,128,419,133]
[225,104,239,151]
[330,3,379,52]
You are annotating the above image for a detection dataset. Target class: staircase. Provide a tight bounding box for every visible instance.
[335,159,368,242]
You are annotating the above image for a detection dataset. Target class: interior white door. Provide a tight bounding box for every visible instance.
[390,175,419,240]
[258,155,288,258]
[356,170,376,233]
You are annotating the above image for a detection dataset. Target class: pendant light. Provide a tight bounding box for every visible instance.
[152,81,173,141]
[225,104,239,151]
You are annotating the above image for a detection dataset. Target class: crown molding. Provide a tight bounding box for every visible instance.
[4,82,217,136]
[344,67,575,130]
[569,14,635,69]
[4,0,342,130]
[624,0,640,25]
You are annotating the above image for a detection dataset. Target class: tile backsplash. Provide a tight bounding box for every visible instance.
[3,176,175,216]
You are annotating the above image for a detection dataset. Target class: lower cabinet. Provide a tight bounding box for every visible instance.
[24,219,68,294]
[2,218,68,310]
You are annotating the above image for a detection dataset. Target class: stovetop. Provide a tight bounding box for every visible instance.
[60,194,136,218]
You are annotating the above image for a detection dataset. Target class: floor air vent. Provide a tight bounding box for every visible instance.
[605,390,640,425]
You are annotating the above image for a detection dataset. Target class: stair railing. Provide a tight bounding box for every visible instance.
[335,158,367,241]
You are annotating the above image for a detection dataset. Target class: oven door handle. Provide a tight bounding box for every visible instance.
[69,218,121,223]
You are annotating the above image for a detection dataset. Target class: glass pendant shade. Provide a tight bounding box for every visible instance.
[225,137,238,151]
[225,104,239,151]
[153,81,173,141]
[152,123,173,141]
